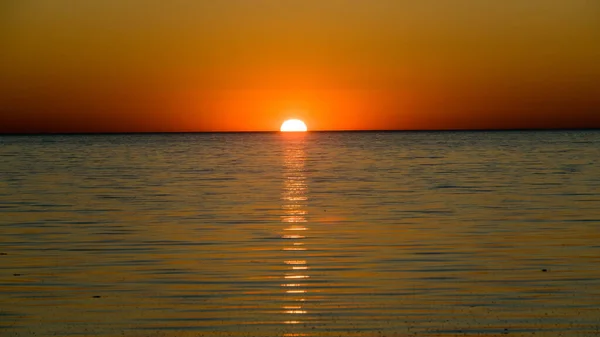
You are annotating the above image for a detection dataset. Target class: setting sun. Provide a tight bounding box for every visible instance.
[280,119,308,132]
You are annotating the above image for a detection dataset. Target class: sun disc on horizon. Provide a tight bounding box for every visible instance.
[280,119,308,132]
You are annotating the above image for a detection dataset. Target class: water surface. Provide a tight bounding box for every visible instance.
[1,131,600,336]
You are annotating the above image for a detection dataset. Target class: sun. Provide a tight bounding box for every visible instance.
[280,119,308,132]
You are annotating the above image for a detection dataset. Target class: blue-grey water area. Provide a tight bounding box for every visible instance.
[1,131,600,337]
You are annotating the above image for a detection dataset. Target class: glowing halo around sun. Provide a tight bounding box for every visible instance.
[280,119,308,132]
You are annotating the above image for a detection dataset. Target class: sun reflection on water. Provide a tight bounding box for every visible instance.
[281,138,310,332]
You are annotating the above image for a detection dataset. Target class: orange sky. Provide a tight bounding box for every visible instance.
[1,1,599,133]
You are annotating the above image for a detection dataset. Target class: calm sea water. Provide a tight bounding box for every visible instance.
[1,131,600,337]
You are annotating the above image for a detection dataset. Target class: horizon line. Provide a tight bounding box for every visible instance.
[1,127,600,135]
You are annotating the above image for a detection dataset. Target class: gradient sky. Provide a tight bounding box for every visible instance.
[1,0,599,132]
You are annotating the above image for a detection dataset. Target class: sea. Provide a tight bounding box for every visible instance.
[1,131,599,337]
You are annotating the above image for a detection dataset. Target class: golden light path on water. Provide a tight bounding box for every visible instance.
[281,136,310,333]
